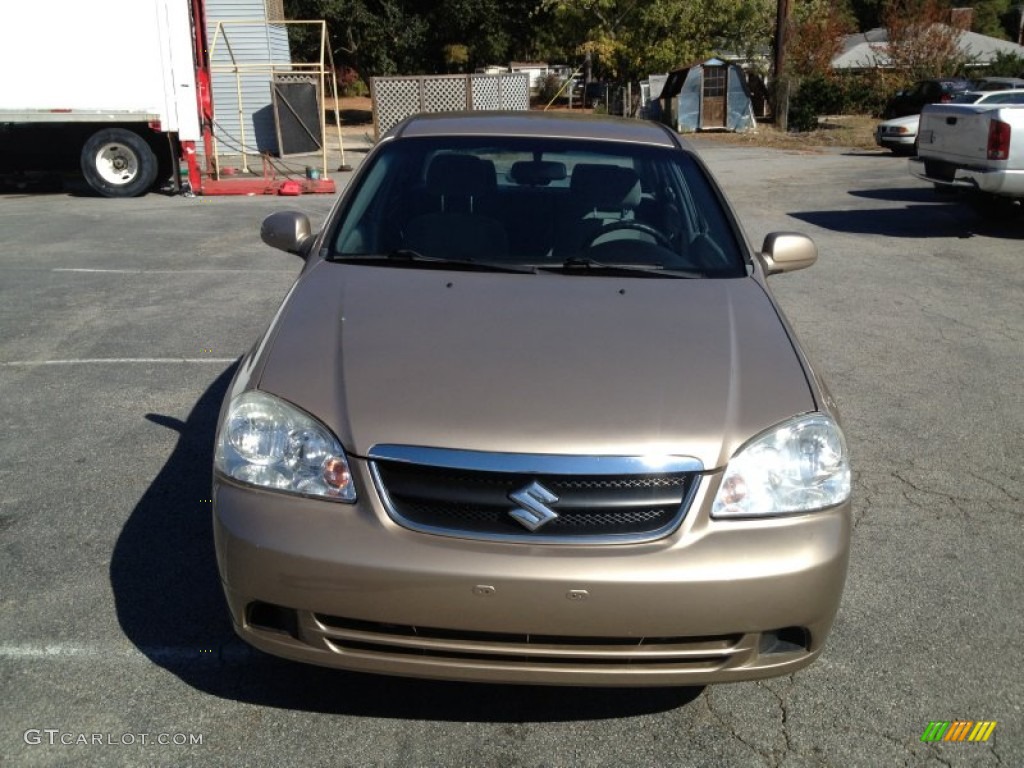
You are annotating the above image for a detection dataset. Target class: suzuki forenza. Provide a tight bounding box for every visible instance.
[213,111,851,686]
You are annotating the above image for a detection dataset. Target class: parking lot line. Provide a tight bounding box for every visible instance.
[1,358,237,366]
[0,642,261,666]
[50,268,290,274]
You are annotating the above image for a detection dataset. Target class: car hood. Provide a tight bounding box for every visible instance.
[256,261,816,470]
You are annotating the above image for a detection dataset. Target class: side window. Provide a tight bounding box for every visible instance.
[333,148,424,255]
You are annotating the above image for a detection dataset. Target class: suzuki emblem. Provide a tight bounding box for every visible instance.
[508,481,559,531]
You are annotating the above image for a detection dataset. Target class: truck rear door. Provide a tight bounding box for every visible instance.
[918,104,1000,164]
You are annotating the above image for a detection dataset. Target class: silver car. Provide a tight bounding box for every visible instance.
[213,111,852,687]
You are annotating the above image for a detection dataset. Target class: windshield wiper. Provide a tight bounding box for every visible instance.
[335,250,537,275]
[544,256,703,279]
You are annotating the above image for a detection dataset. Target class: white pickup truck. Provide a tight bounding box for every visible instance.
[909,103,1024,217]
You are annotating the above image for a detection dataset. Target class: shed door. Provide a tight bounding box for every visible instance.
[701,66,727,129]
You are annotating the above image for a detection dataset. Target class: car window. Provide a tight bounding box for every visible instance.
[329,136,746,277]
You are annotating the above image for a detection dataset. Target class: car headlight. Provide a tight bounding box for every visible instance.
[712,414,849,518]
[215,390,356,502]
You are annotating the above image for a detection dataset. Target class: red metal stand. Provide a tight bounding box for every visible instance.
[185,0,336,197]
[199,177,336,196]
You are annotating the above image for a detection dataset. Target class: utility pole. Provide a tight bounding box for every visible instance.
[773,0,792,130]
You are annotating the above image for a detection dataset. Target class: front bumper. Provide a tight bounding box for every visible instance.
[875,131,915,151]
[214,459,851,686]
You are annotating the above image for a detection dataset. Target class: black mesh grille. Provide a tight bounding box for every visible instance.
[372,461,696,540]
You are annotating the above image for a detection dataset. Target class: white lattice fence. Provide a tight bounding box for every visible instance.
[371,74,529,137]
[495,74,530,111]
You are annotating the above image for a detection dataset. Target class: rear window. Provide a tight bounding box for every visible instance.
[329,135,746,278]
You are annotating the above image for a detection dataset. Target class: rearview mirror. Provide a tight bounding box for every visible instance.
[760,232,817,275]
[261,211,314,256]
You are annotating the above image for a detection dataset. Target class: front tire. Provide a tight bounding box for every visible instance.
[80,128,158,197]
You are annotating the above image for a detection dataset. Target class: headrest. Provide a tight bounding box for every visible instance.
[509,160,567,186]
[570,163,641,210]
[426,154,495,197]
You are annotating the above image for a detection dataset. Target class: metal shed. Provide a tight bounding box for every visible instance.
[659,59,756,133]
[205,0,292,156]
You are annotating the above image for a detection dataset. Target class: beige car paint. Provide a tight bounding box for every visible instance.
[214,111,849,686]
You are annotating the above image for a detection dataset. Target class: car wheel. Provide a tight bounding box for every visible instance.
[80,128,159,198]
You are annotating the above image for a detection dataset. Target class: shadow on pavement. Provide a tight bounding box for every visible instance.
[790,200,1023,240]
[789,205,969,238]
[110,364,703,721]
[847,187,943,204]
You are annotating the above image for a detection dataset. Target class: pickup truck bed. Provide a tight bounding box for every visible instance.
[909,103,1024,205]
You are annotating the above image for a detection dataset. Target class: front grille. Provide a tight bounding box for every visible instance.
[370,454,699,543]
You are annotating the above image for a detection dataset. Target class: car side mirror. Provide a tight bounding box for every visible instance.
[261,211,314,257]
[760,232,817,275]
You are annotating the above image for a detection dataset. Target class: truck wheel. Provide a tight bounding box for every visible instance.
[80,128,158,197]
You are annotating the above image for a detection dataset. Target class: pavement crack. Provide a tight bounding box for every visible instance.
[702,687,775,767]
[756,679,792,756]
[963,469,1022,504]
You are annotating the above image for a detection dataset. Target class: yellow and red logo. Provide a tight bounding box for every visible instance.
[920,721,996,742]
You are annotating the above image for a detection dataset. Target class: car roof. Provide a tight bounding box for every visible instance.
[390,111,683,149]
[975,76,1024,86]
[960,89,1024,101]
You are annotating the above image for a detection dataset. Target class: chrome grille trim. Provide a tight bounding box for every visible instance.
[367,445,703,475]
[367,445,703,544]
[313,613,746,667]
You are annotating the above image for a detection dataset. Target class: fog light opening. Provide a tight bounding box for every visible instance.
[759,627,809,655]
[247,601,299,640]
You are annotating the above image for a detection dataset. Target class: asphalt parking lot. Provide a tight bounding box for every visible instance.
[1,141,1021,767]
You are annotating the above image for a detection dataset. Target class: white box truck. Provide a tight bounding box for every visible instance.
[0,0,202,197]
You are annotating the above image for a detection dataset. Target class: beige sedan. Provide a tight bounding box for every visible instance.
[213,111,851,686]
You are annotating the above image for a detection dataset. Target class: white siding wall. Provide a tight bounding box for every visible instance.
[205,0,291,155]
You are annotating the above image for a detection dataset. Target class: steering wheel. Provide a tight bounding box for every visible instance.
[584,220,674,250]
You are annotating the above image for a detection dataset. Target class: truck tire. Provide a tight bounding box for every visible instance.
[80,128,158,198]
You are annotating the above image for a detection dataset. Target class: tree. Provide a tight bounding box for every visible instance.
[285,0,777,89]
[423,0,547,72]
[442,44,470,72]
[284,0,547,89]
[969,0,1016,39]
[285,0,429,87]
[787,0,855,79]
[541,0,774,81]
[884,0,970,79]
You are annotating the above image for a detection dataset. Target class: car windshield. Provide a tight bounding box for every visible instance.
[328,135,746,278]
